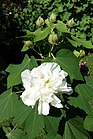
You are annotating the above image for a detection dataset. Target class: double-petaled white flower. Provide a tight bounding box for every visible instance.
[20,62,72,115]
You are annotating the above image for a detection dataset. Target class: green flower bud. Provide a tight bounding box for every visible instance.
[48,32,58,44]
[21,40,33,52]
[79,50,85,57]
[45,19,50,26]
[50,13,56,23]
[24,40,33,48]
[73,50,80,57]
[67,18,75,28]
[36,16,44,26]
[73,50,85,58]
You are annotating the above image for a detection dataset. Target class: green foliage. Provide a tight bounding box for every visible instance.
[44,116,61,137]
[0,0,93,139]
[6,55,38,88]
[83,53,93,77]
[55,49,83,80]
[63,117,90,139]
[0,89,18,122]
[69,77,93,114]
[34,27,51,42]
[84,115,93,132]
[54,21,69,33]
[6,129,27,139]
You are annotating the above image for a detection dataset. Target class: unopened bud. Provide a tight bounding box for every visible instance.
[50,13,56,23]
[45,19,50,26]
[48,32,58,44]
[21,40,33,52]
[24,40,33,48]
[67,18,75,28]
[36,16,44,26]
[79,50,85,57]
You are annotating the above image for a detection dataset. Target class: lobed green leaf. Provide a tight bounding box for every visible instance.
[55,21,69,33]
[55,49,83,80]
[6,55,38,88]
[34,27,51,42]
[0,89,19,122]
[63,117,90,139]
[6,129,28,139]
[69,78,93,114]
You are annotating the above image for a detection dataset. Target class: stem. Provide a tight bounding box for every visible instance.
[36,59,43,61]
[16,91,23,94]
[49,44,54,57]
[51,53,56,59]
[32,48,44,59]
[9,123,19,134]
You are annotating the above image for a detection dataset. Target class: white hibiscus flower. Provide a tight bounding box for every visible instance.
[20,62,72,115]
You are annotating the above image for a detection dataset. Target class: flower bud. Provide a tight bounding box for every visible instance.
[50,13,56,23]
[48,32,58,44]
[79,50,85,57]
[45,19,50,26]
[73,50,85,58]
[67,18,75,28]
[24,40,33,48]
[21,40,33,52]
[36,16,44,26]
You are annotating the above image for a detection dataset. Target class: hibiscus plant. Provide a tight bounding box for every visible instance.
[0,13,93,139]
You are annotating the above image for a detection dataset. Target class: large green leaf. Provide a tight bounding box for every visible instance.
[0,89,18,122]
[6,129,28,139]
[83,114,93,131]
[44,116,61,137]
[69,78,93,114]
[6,55,38,88]
[24,108,44,139]
[13,101,44,139]
[63,117,90,139]
[34,27,51,42]
[55,49,83,80]
[55,21,69,33]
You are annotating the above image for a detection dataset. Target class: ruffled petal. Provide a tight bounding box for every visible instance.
[20,87,40,107]
[20,91,35,106]
[38,100,50,115]
[21,70,31,89]
[50,94,63,108]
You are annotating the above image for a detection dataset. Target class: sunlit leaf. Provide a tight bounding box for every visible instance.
[71,35,93,49]
[34,27,51,42]
[67,37,78,47]
[55,49,83,80]
[55,21,69,33]
[6,55,38,88]
[69,78,93,114]
[0,89,18,122]
[63,117,90,139]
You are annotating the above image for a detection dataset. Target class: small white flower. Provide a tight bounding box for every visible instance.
[20,62,73,115]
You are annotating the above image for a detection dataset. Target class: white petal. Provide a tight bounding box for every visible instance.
[21,70,31,89]
[51,95,63,108]
[60,87,73,95]
[20,88,39,106]
[38,100,50,115]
